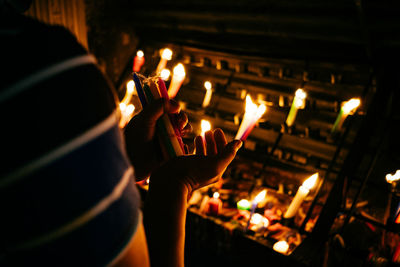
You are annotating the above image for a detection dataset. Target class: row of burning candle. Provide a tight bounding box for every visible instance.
[128,48,362,140]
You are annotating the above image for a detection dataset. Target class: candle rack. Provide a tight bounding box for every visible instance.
[116,44,399,266]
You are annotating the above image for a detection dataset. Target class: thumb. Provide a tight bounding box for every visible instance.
[138,99,181,128]
[213,140,242,173]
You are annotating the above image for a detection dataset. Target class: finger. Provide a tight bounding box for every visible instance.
[136,98,166,129]
[213,128,227,154]
[194,136,205,155]
[204,130,217,156]
[175,111,188,130]
[166,99,181,114]
[212,140,242,174]
[180,123,193,136]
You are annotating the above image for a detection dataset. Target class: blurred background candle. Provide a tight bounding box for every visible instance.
[207,192,222,216]
[284,173,318,219]
[237,199,251,211]
[160,68,171,81]
[331,98,361,133]
[202,81,213,108]
[273,240,289,254]
[246,190,267,231]
[119,103,135,128]
[133,50,145,72]
[121,80,135,105]
[156,48,173,75]
[168,63,186,98]
[286,88,307,127]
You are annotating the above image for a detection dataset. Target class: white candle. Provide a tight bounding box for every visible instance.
[284,173,318,219]
[202,81,213,108]
[168,63,186,98]
[286,88,307,127]
[156,48,173,75]
[273,240,289,254]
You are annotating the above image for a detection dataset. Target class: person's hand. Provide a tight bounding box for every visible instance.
[124,98,192,180]
[150,128,242,194]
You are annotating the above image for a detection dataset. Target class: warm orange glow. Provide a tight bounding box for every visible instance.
[201,119,211,136]
[204,81,212,90]
[213,192,220,199]
[386,170,400,184]
[303,173,318,190]
[125,104,135,116]
[126,80,135,94]
[250,213,263,225]
[173,63,186,79]
[161,48,173,60]
[119,102,126,112]
[342,98,361,114]
[273,240,289,254]
[254,189,267,203]
[136,50,144,57]
[160,69,171,80]
[294,88,307,109]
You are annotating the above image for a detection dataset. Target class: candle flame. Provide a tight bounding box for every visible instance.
[136,50,144,57]
[237,199,250,209]
[294,88,307,109]
[250,213,263,225]
[173,63,186,79]
[125,104,135,116]
[204,81,212,90]
[273,240,289,254]
[126,80,135,94]
[201,119,211,136]
[386,170,400,184]
[160,69,171,80]
[256,103,267,119]
[254,189,267,203]
[342,98,361,114]
[303,173,318,190]
[213,192,220,199]
[161,48,173,60]
[119,102,126,112]
[245,95,258,114]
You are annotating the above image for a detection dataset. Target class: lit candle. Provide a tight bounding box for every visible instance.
[156,48,173,75]
[121,80,135,105]
[202,81,213,108]
[246,190,267,231]
[273,240,289,254]
[119,103,135,128]
[286,88,307,127]
[168,63,186,98]
[207,192,222,216]
[133,50,145,72]
[284,173,318,219]
[386,170,400,185]
[160,68,171,81]
[235,95,266,141]
[200,119,211,137]
[331,98,361,133]
[237,199,251,211]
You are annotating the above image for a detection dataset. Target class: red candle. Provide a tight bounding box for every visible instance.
[207,192,222,216]
[133,50,145,72]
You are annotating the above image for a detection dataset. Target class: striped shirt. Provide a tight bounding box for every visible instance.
[0,12,141,266]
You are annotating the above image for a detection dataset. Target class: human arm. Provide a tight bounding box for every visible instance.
[144,130,242,267]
